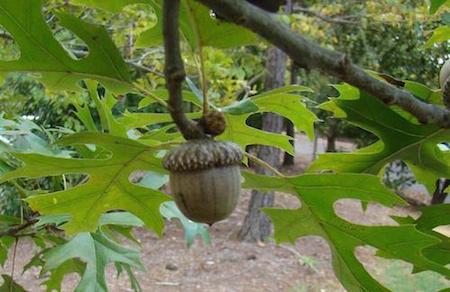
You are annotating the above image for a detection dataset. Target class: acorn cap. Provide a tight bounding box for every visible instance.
[163,139,243,172]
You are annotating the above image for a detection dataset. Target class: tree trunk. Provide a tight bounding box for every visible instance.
[326,135,336,152]
[326,119,338,153]
[283,63,298,166]
[238,46,287,242]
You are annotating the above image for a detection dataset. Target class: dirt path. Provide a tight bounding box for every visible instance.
[2,191,448,291]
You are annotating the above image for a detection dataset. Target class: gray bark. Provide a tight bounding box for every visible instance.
[283,62,298,166]
[238,47,287,242]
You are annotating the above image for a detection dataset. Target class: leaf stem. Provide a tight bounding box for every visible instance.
[244,152,285,177]
[132,82,169,108]
[184,1,209,114]
[199,47,209,114]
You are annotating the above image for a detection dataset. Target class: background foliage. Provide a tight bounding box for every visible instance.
[0,0,448,291]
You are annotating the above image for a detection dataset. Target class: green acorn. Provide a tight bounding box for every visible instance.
[163,139,243,224]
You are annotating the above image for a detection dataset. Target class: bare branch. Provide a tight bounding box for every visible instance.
[294,7,360,25]
[125,60,165,78]
[200,0,450,128]
[163,0,206,140]
[0,218,38,238]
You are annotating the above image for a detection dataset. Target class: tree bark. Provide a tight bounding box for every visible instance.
[238,47,287,242]
[326,119,338,152]
[283,63,298,166]
[431,178,450,204]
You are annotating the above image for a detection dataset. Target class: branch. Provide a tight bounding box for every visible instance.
[431,178,449,205]
[294,7,360,25]
[163,0,206,140]
[125,60,165,78]
[0,218,38,238]
[200,0,450,128]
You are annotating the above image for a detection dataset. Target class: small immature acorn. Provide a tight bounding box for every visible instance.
[198,110,226,137]
[163,139,243,224]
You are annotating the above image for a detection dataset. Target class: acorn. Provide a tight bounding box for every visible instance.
[163,139,243,224]
[198,110,227,137]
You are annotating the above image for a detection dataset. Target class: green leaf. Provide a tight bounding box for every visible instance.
[160,201,211,247]
[71,0,148,13]
[414,204,450,269]
[138,90,202,109]
[0,117,71,157]
[132,87,316,154]
[43,232,144,292]
[99,212,145,228]
[221,99,259,115]
[0,237,14,267]
[425,25,450,47]
[252,92,317,140]
[430,0,450,14]
[309,84,450,192]
[220,87,316,154]
[136,0,257,49]
[118,111,202,131]
[416,204,450,233]
[404,81,443,106]
[74,80,128,137]
[0,274,27,292]
[139,125,181,143]
[43,259,85,292]
[219,113,295,155]
[242,171,450,291]
[0,0,132,93]
[0,133,170,235]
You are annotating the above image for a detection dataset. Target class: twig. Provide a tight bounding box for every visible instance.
[198,0,450,128]
[234,70,265,98]
[156,282,181,286]
[0,218,38,238]
[294,7,360,25]
[10,238,18,292]
[163,0,206,140]
[126,60,165,78]
[244,152,285,177]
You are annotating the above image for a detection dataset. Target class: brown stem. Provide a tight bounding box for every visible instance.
[163,0,206,140]
[0,218,38,238]
[199,0,450,128]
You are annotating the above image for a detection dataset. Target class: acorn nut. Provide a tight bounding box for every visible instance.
[163,139,243,224]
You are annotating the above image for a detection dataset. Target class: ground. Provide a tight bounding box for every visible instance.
[1,135,449,291]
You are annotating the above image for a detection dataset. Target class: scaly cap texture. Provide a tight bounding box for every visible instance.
[163,139,243,172]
